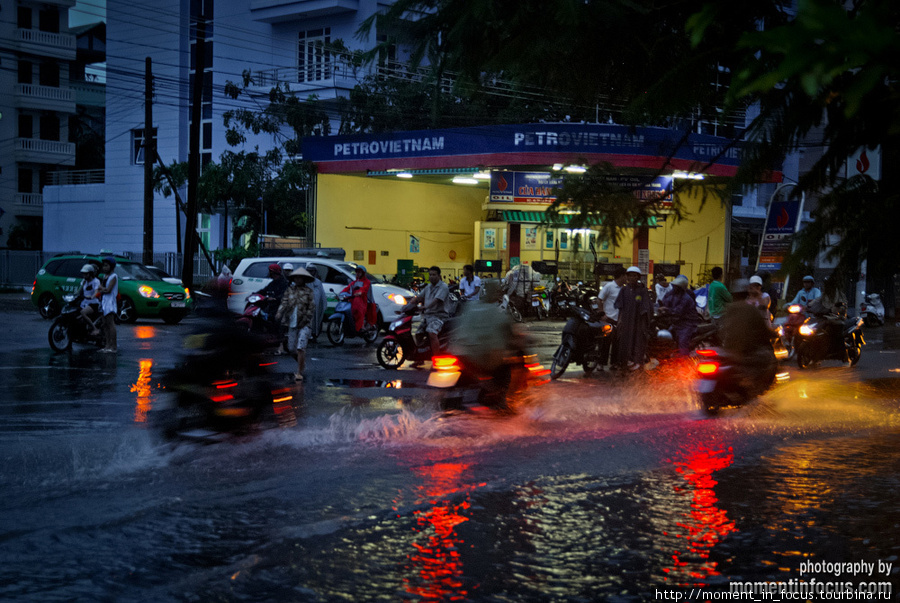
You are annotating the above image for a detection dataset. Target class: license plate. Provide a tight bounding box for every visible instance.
[695,379,716,393]
[170,301,186,308]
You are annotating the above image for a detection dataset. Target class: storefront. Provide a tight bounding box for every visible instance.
[303,123,779,283]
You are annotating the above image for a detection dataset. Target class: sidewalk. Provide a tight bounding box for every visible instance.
[0,290,33,313]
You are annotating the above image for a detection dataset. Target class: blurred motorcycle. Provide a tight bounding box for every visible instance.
[693,346,785,415]
[325,292,379,346]
[427,352,549,411]
[795,307,865,368]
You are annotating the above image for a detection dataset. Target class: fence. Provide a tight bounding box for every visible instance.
[0,250,217,288]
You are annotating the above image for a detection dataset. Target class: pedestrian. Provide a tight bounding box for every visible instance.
[614,266,652,370]
[98,256,119,353]
[459,264,482,301]
[653,273,672,306]
[306,265,327,342]
[275,267,315,381]
[707,266,732,325]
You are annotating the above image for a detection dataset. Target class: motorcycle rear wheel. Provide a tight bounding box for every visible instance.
[848,339,862,367]
[363,325,379,345]
[508,304,523,323]
[326,319,345,346]
[376,339,405,369]
[48,320,72,352]
[550,344,572,380]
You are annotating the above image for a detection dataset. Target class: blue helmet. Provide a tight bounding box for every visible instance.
[102,256,117,269]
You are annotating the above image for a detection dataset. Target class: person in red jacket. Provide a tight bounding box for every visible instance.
[341,265,375,333]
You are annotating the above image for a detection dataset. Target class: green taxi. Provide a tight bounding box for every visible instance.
[32,254,192,324]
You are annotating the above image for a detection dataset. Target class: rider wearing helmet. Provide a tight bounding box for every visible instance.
[789,275,822,313]
[720,278,771,360]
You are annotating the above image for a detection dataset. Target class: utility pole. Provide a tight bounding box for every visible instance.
[142,57,155,266]
[181,15,206,288]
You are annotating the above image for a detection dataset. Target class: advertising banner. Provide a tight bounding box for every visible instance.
[757,198,802,271]
[489,172,674,205]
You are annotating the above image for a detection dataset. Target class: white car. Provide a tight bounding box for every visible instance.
[228,257,414,327]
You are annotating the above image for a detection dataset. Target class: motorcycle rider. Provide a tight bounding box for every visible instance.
[807,276,850,365]
[789,275,822,313]
[341,265,376,333]
[77,264,102,337]
[450,280,524,379]
[719,278,774,383]
[403,265,450,366]
[746,275,773,326]
[503,264,537,317]
[459,264,482,301]
[659,275,700,356]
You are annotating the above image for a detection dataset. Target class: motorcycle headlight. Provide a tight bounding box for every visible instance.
[788,304,802,314]
[390,319,404,331]
[138,285,160,299]
[385,292,406,305]
[776,325,785,337]
[63,294,76,303]
[798,324,816,336]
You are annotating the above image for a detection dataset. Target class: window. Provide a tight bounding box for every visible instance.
[132,128,157,165]
[40,114,60,141]
[40,62,60,87]
[198,214,211,250]
[17,7,32,29]
[18,169,34,194]
[243,262,274,278]
[19,114,33,138]
[38,8,59,33]
[298,28,331,83]
[18,60,32,85]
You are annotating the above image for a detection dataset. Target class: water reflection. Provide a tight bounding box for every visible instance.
[130,359,153,423]
[662,445,737,585]
[402,462,473,601]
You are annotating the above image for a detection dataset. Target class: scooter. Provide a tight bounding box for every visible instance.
[376,309,454,369]
[859,292,885,328]
[773,303,805,359]
[48,295,105,352]
[326,292,379,346]
[794,307,865,368]
[154,324,295,440]
[236,293,285,349]
[693,346,787,415]
[549,296,614,379]
[427,352,549,411]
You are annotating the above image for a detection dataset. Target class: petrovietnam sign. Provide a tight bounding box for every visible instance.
[303,123,753,177]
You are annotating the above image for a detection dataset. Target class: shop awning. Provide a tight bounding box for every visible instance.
[500,210,657,227]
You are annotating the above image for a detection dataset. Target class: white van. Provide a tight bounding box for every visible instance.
[228,257,414,327]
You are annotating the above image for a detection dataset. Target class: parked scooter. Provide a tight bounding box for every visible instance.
[48,295,105,352]
[693,346,786,415]
[794,306,865,368]
[427,352,549,410]
[376,308,454,369]
[859,292,885,328]
[549,297,615,379]
[326,292,379,346]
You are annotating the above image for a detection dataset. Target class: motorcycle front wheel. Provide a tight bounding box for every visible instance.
[48,320,72,352]
[363,325,379,345]
[376,338,405,369]
[847,338,862,367]
[796,343,815,369]
[326,319,345,346]
[508,303,523,323]
[550,343,572,380]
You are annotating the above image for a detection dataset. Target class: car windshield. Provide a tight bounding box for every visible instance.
[340,263,383,283]
[117,263,161,281]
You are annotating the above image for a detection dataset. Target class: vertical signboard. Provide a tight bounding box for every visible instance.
[757,184,803,276]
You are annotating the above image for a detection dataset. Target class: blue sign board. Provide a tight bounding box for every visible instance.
[488,171,674,205]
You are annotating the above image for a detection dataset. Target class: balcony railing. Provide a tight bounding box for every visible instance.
[15,138,76,166]
[16,28,76,59]
[15,193,43,207]
[46,170,104,186]
[16,83,74,103]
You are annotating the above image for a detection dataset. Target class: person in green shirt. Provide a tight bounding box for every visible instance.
[707,266,732,322]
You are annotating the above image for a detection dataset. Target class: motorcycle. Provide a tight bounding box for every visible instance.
[549,297,615,379]
[647,311,720,364]
[376,309,454,369]
[773,303,805,359]
[236,293,285,349]
[693,346,787,415]
[48,295,105,352]
[154,324,295,440]
[794,307,865,368]
[859,292,885,328]
[427,352,549,411]
[326,292,379,346]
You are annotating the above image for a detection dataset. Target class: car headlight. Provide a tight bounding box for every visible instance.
[385,292,407,305]
[138,285,160,299]
[798,324,816,336]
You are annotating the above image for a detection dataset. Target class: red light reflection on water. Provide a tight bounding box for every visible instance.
[130,359,153,423]
[663,445,737,584]
[403,462,474,601]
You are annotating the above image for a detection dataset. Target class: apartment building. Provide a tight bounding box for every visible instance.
[0,0,78,248]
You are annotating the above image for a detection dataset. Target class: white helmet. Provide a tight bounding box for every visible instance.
[80,264,97,275]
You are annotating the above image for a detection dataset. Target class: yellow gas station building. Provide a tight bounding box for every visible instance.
[303,123,779,283]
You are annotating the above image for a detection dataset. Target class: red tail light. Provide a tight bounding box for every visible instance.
[696,361,720,375]
[31,280,36,295]
[432,355,460,371]
[695,349,718,357]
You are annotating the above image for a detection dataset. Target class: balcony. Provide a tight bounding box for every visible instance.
[15,83,75,113]
[16,28,76,61]
[13,193,44,217]
[71,80,105,107]
[15,138,76,166]
[250,0,358,22]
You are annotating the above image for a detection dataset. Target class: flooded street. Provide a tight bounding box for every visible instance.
[0,311,898,601]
